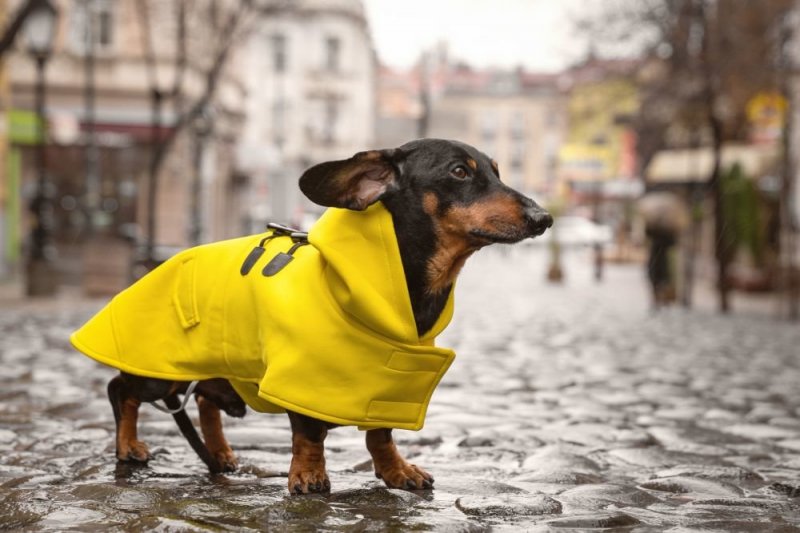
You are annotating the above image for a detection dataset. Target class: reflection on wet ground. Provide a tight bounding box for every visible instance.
[2,249,800,531]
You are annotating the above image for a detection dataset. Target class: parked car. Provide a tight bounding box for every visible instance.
[529,215,613,247]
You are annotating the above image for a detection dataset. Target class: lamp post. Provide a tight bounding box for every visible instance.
[23,0,59,296]
[189,106,213,246]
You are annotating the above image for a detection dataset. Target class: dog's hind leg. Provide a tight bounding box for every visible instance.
[196,395,237,473]
[366,428,433,490]
[107,374,149,462]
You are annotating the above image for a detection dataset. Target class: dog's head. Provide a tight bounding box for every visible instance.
[301,138,552,332]
[299,138,552,246]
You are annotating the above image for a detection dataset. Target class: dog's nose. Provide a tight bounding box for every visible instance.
[524,207,553,237]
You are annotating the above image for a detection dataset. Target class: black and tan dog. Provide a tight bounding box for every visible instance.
[73,139,552,494]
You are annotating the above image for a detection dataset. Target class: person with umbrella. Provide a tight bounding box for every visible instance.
[638,192,689,309]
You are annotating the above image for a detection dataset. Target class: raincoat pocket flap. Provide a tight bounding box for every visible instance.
[173,256,200,329]
[386,351,446,373]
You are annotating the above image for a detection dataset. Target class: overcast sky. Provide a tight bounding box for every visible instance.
[362,0,595,72]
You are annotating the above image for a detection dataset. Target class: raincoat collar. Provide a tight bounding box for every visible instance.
[308,202,454,345]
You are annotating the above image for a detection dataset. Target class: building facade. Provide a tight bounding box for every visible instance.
[557,59,640,196]
[238,0,376,228]
[375,63,423,149]
[429,70,565,198]
[376,47,568,200]
[4,0,248,291]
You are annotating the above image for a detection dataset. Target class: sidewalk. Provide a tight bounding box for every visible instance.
[1,246,799,530]
[0,278,107,313]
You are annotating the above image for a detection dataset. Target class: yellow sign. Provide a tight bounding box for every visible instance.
[8,109,44,145]
[746,92,787,129]
[558,143,614,181]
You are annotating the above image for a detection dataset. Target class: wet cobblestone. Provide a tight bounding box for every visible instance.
[2,248,800,531]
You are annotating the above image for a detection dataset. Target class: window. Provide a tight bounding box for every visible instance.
[323,98,338,144]
[510,112,526,139]
[306,98,340,145]
[613,113,633,126]
[508,143,526,189]
[510,142,525,171]
[271,99,287,146]
[272,34,287,73]
[546,154,558,186]
[70,0,115,54]
[97,7,112,46]
[325,36,341,71]
[480,111,498,140]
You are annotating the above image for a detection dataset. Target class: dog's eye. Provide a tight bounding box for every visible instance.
[450,166,468,179]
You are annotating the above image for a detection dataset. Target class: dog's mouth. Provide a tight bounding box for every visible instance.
[468,229,527,245]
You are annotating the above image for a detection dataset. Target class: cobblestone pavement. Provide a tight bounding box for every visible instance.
[1,248,800,531]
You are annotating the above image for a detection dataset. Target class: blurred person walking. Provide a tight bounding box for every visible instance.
[645,224,678,307]
[639,192,689,309]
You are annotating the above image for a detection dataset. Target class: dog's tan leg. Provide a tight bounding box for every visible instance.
[287,411,330,494]
[366,428,433,489]
[196,394,237,472]
[117,396,150,461]
[108,375,150,462]
[289,433,328,494]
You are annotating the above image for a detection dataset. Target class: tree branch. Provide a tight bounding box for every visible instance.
[149,0,255,177]
[136,0,158,92]
[0,0,39,57]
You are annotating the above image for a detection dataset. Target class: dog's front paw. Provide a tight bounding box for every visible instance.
[214,447,238,473]
[376,462,434,490]
[117,440,150,462]
[288,462,330,495]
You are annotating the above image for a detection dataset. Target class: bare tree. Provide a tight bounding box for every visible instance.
[777,11,799,320]
[135,0,260,263]
[583,0,795,314]
[0,0,42,57]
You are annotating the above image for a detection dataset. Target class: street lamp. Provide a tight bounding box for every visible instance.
[189,106,214,246]
[23,0,59,296]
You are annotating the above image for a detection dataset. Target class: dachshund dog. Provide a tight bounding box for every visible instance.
[81,139,552,494]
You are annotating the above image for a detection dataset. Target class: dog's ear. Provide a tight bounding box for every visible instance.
[299,149,400,210]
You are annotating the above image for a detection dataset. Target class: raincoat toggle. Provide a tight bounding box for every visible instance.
[239,224,310,277]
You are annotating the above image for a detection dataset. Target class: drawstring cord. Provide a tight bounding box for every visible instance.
[149,380,200,415]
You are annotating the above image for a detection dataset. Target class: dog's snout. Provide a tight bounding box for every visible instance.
[524,207,553,236]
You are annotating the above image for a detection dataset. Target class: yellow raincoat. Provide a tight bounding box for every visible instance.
[70,203,456,430]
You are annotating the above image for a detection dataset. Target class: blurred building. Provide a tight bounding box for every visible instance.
[430,66,565,198]
[238,0,376,228]
[0,0,10,279]
[375,63,423,148]
[377,46,566,199]
[557,58,641,204]
[3,0,248,292]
